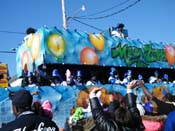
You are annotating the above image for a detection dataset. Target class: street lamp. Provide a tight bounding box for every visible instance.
[61,0,86,29]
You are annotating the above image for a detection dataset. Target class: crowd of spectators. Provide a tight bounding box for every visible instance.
[2,66,175,131]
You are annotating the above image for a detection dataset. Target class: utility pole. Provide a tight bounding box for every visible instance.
[61,0,67,29]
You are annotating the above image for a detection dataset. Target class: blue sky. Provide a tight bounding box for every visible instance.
[0,0,175,76]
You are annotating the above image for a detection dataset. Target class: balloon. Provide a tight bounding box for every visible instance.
[26,34,34,48]
[89,34,105,52]
[165,45,175,66]
[31,33,41,61]
[21,51,29,72]
[47,33,65,58]
[80,47,99,65]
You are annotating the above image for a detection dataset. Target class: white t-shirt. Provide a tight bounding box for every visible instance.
[111,30,125,38]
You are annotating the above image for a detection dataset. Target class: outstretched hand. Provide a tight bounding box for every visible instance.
[137,80,144,87]
[90,87,102,94]
[89,87,102,98]
[127,80,137,89]
[127,80,144,89]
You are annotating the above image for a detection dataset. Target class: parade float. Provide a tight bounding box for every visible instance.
[16,26,175,79]
[0,26,175,128]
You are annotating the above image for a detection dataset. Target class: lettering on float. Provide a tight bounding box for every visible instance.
[111,42,166,67]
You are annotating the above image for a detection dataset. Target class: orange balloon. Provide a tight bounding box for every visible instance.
[165,45,175,66]
[80,47,99,65]
[31,33,41,61]
[89,34,105,52]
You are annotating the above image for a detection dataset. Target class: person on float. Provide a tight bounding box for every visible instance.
[111,23,128,38]
[61,69,75,86]
[122,70,132,87]
[50,69,62,86]
[148,70,162,84]
[27,72,36,87]
[73,70,85,86]
[108,67,121,84]
[86,71,101,86]
[162,74,170,84]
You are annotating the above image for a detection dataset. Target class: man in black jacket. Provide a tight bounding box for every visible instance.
[138,80,175,115]
[0,89,59,131]
[89,80,145,131]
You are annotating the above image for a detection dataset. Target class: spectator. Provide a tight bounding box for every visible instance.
[32,100,53,120]
[32,101,44,116]
[0,89,59,131]
[141,95,158,115]
[111,23,128,38]
[162,93,175,106]
[89,80,145,131]
[138,80,175,115]
[42,100,53,120]
[164,110,175,131]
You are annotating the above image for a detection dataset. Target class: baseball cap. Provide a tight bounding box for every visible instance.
[52,69,60,77]
[9,89,33,109]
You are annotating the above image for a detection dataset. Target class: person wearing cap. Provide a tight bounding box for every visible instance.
[162,74,170,84]
[27,72,37,87]
[86,71,101,86]
[0,89,59,131]
[51,69,62,86]
[121,70,132,87]
[108,67,121,84]
[111,23,128,38]
[148,70,162,84]
[73,70,85,86]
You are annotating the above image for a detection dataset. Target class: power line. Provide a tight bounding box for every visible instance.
[75,0,141,20]
[78,0,131,18]
[0,30,25,35]
[71,18,103,32]
[0,51,16,54]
